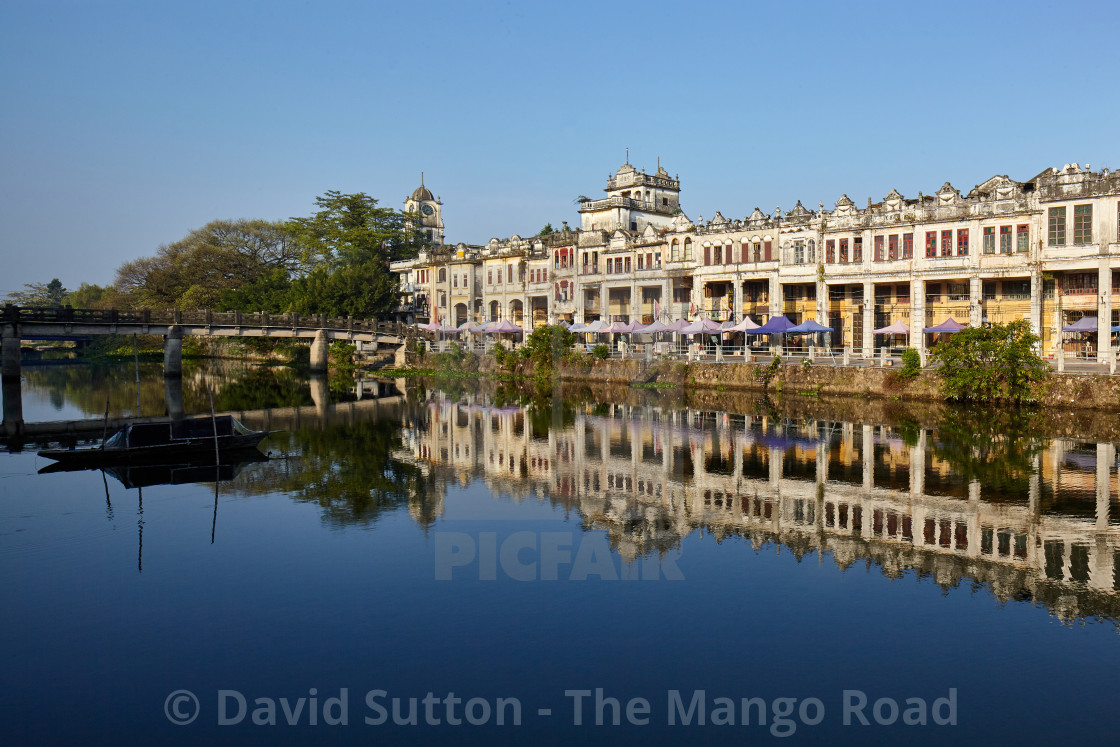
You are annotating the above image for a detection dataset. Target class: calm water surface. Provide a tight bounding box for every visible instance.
[2,364,1120,745]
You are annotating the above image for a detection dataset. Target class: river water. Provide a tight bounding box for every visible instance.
[2,362,1120,745]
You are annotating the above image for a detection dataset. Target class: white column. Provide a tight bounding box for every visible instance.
[1098,261,1112,363]
[969,275,982,327]
[862,281,874,357]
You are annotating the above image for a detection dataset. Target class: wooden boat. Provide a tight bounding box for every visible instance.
[37,415,268,466]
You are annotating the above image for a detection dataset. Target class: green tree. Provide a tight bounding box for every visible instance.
[538,223,554,236]
[520,324,578,379]
[929,319,1048,403]
[65,282,122,309]
[114,219,294,308]
[284,191,424,318]
[4,278,68,306]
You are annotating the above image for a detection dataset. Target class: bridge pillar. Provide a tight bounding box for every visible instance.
[164,325,183,378]
[1,324,19,380]
[310,330,330,373]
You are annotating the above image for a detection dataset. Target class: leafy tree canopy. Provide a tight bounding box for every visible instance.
[284,191,421,271]
[114,219,295,308]
[929,319,1048,404]
[4,278,68,306]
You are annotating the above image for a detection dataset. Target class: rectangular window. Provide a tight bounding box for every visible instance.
[1048,206,1066,246]
[487,270,493,285]
[763,241,772,261]
[452,274,458,288]
[654,252,661,269]
[941,229,953,257]
[704,246,711,265]
[1074,204,1092,244]
[1016,224,1029,252]
[983,227,995,254]
[624,257,631,273]
[725,245,732,265]
[853,237,862,262]
[839,238,848,264]
[874,235,884,261]
[647,252,653,269]
[957,229,969,256]
[888,234,898,260]
[714,245,722,265]
[637,254,644,270]
[826,239,835,263]
[925,231,936,258]
[742,243,749,263]
[685,241,693,261]
[896,284,909,303]
[902,233,913,259]
[999,226,1012,254]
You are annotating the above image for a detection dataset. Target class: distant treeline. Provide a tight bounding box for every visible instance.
[5,191,428,319]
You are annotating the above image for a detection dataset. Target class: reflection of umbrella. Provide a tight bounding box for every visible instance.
[1062,316,1098,332]
[787,320,832,333]
[468,322,489,333]
[420,321,442,332]
[922,318,966,334]
[873,320,910,335]
[438,324,460,333]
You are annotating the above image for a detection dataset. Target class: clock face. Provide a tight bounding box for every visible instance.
[421,204,434,216]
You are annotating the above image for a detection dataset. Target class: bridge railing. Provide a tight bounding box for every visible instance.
[2,305,407,337]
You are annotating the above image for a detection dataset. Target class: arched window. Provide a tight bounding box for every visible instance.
[684,238,693,261]
[437,268,446,283]
[671,239,680,262]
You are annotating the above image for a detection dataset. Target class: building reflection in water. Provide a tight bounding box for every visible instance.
[396,389,1120,625]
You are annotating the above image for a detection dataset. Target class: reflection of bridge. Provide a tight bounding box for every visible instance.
[399,394,1120,623]
[1,373,404,445]
[0,305,406,379]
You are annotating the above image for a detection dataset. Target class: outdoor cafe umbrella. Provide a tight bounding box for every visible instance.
[922,318,966,334]
[486,319,523,334]
[635,320,672,334]
[582,319,609,333]
[419,321,443,332]
[873,320,910,335]
[568,322,587,333]
[1062,316,1098,332]
[786,320,832,334]
[748,315,795,334]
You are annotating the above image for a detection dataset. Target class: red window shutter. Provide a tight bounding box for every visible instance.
[704,246,711,265]
[741,243,748,263]
[764,241,772,261]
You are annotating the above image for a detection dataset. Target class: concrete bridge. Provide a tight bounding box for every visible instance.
[0,305,406,379]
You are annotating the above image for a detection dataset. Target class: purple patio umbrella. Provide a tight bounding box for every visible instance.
[922,318,966,334]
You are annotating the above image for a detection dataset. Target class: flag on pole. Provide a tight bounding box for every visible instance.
[654,300,661,318]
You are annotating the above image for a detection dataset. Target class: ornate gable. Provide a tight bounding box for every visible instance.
[936,182,962,205]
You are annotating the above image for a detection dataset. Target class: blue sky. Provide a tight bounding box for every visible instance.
[2,0,1118,293]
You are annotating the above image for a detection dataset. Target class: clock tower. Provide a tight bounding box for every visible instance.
[404,173,444,246]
